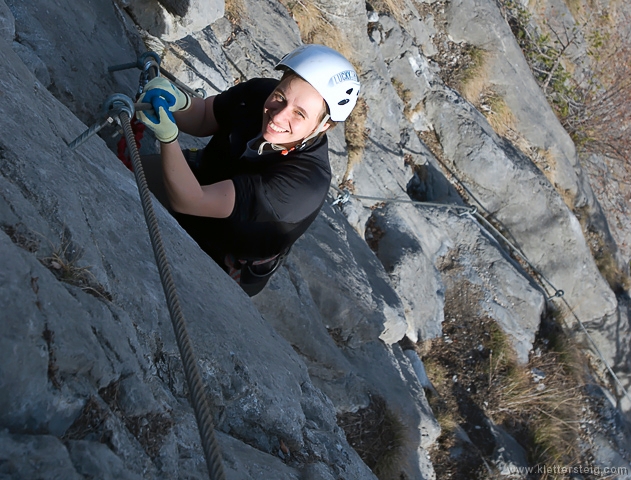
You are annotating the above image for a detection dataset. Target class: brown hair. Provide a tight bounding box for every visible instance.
[279,71,337,127]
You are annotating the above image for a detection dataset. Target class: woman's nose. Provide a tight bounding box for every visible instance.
[270,104,290,122]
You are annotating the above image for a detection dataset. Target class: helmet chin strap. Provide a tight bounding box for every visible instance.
[258,114,331,156]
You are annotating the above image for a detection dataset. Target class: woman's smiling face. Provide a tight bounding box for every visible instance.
[262,75,329,148]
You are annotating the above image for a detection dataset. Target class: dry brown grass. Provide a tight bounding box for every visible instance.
[41,233,112,301]
[424,275,587,477]
[480,310,588,475]
[278,0,353,61]
[452,47,533,154]
[391,77,423,121]
[481,92,518,138]
[580,224,631,293]
[343,96,370,182]
[338,395,408,479]
[225,0,247,25]
[368,0,408,24]
[489,344,584,471]
[457,47,491,104]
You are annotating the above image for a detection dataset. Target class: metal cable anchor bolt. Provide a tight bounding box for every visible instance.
[332,189,351,206]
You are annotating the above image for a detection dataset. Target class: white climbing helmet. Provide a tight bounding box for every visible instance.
[276,44,360,122]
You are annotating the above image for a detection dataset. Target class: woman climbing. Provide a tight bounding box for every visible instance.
[136,44,360,296]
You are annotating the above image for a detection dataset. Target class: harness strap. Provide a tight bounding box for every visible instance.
[224,252,282,285]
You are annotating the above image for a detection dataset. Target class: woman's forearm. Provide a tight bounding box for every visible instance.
[173,96,219,137]
[161,141,204,211]
[160,141,235,218]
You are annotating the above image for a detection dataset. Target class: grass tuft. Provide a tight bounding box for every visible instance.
[224,0,247,25]
[278,0,354,61]
[41,231,112,301]
[424,275,587,477]
[343,97,370,182]
[338,395,408,479]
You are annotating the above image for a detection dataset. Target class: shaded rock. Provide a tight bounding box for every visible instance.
[161,25,232,97]
[66,440,141,480]
[486,420,529,477]
[11,40,50,87]
[0,0,14,43]
[370,203,544,363]
[253,204,439,479]
[6,0,140,124]
[217,431,301,480]
[0,430,83,480]
[367,204,445,342]
[591,433,631,479]
[291,202,408,345]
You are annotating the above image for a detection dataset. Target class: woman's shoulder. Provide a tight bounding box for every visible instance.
[223,77,279,99]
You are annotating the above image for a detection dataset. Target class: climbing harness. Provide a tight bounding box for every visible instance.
[68,54,225,480]
[331,182,631,408]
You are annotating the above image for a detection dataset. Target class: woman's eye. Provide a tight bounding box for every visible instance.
[296,111,305,119]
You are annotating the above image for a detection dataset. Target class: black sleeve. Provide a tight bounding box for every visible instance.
[213,78,279,128]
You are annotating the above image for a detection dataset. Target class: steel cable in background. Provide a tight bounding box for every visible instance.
[120,112,226,480]
[331,185,631,407]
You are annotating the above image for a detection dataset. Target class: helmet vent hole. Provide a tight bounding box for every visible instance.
[338,99,350,106]
[346,88,354,95]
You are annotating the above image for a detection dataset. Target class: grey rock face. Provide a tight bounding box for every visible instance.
[290,203,409,346]
[0,431,85,480]
[370,203,544,363]
[423,87,617,325]
[124,0,224,41]
[0,36,373,478]
[444,0,624,278]
[2,0,630,476]
[368,204,446,343]
[0,0,14,43]
[253,204,439,479]
[486,420,530,476]
[5,0,140,125]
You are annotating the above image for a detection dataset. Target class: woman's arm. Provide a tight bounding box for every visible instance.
[160,141,235,218]
[173,95,220,138]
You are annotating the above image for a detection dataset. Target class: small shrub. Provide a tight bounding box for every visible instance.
[499,0,631,162]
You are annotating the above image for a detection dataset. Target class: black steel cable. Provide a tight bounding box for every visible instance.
[120,112,226,480]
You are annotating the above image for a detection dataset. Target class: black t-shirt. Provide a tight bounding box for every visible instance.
[174,78,332,262]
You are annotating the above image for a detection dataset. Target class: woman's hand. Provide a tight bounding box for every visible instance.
[136,90,179,143]
[140,77,191,112]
